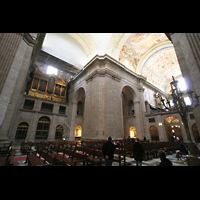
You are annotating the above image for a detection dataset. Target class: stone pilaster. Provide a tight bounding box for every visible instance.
[171,33,200,142]
[0,33,36,141]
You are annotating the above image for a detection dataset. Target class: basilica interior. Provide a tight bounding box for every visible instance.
[0,33,200,166]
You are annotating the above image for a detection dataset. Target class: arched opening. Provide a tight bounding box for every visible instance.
[122,86,138,138]
[128,100,134,116]
[164,116,183,142]
[130,126,137,138]
[192,123,200,143]
[74,87,85,117]
[77,101,84,116]
[75,126,82,139]
[55,124,63,140]
[15,122,29,139]
[35,116,50,140]
[150,126,159,142]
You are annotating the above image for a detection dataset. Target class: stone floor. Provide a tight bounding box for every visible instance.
[12,142,188,166]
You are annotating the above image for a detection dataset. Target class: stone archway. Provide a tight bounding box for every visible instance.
[164,116,183,142]
[69,87,86,140]
[122,85,140,139]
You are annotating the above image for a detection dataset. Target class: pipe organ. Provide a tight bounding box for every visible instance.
[28,72,68,103]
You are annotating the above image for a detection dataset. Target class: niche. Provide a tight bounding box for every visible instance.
[41,102,53,113]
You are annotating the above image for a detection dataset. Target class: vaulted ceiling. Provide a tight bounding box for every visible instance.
[41,33,182,93]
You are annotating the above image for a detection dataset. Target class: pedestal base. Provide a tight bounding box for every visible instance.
[186,155,200,166]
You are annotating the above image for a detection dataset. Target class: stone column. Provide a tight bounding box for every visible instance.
[0,33,23,128]
[25,112,39,142]
[133,101,143,140]
[157,115,167,142]
[172,33,200,141]
[0,34,35,141]
[138,86,148,140]
[47,115,57,141]
[0,33,23,95]
[69,101,77,141]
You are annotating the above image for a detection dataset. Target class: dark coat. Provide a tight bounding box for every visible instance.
[102,141,115,159]
[133,142,144,161]
[158,158,173,166]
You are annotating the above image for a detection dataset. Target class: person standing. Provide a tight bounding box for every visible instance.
[133,138,144,166]
[127,136,131,144]
[102,136,115,166]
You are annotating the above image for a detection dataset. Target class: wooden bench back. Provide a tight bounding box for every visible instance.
[64,149,74,158]
[85,148,95,157]
[40,150,47,162]
[73,152,87,160]
[45,152,56,164]
[115,149,126,155]
[94,150,103,158]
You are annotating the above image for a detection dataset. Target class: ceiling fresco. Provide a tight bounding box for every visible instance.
[142,47,182,91]
[119,33,182,92]
[119,33,168,71]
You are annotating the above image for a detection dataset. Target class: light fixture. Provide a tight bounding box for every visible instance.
[159,123,162,126]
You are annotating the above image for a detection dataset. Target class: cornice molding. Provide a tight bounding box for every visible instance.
[85,67,121,82]
[23,33,38,47]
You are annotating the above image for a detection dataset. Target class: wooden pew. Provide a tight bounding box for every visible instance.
[80,147,105,166]
[28,150,55,166]
[0,141,13,156]
[0,148,12,166]
[20,142,32,154]
[53,148,86,166]
[73,152,87,166]
[39,149,48,162]
[76,146,85,154]
[94,150,105,166]
[0,148,15,166]
[113,149,127,166]
[84,148,97,166]
[44,152,57,165]
[27,154,46,166]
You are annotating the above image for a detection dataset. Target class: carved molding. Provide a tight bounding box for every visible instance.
[23,33,38,47]
[86,67,121,82]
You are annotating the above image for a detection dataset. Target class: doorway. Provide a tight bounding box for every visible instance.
[129,126,137,138]
[164,116,183,142]
[75,126,82,139]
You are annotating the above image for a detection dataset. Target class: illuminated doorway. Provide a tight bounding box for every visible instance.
[164,116,183,142]
[130,126,137,138]
[75,126,82,138]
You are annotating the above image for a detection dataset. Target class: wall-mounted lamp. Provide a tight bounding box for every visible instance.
[159,123,163,126]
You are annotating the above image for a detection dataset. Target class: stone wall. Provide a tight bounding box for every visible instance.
[0,34,35,141]
[8,95,69,142]
[68,55,147,140]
